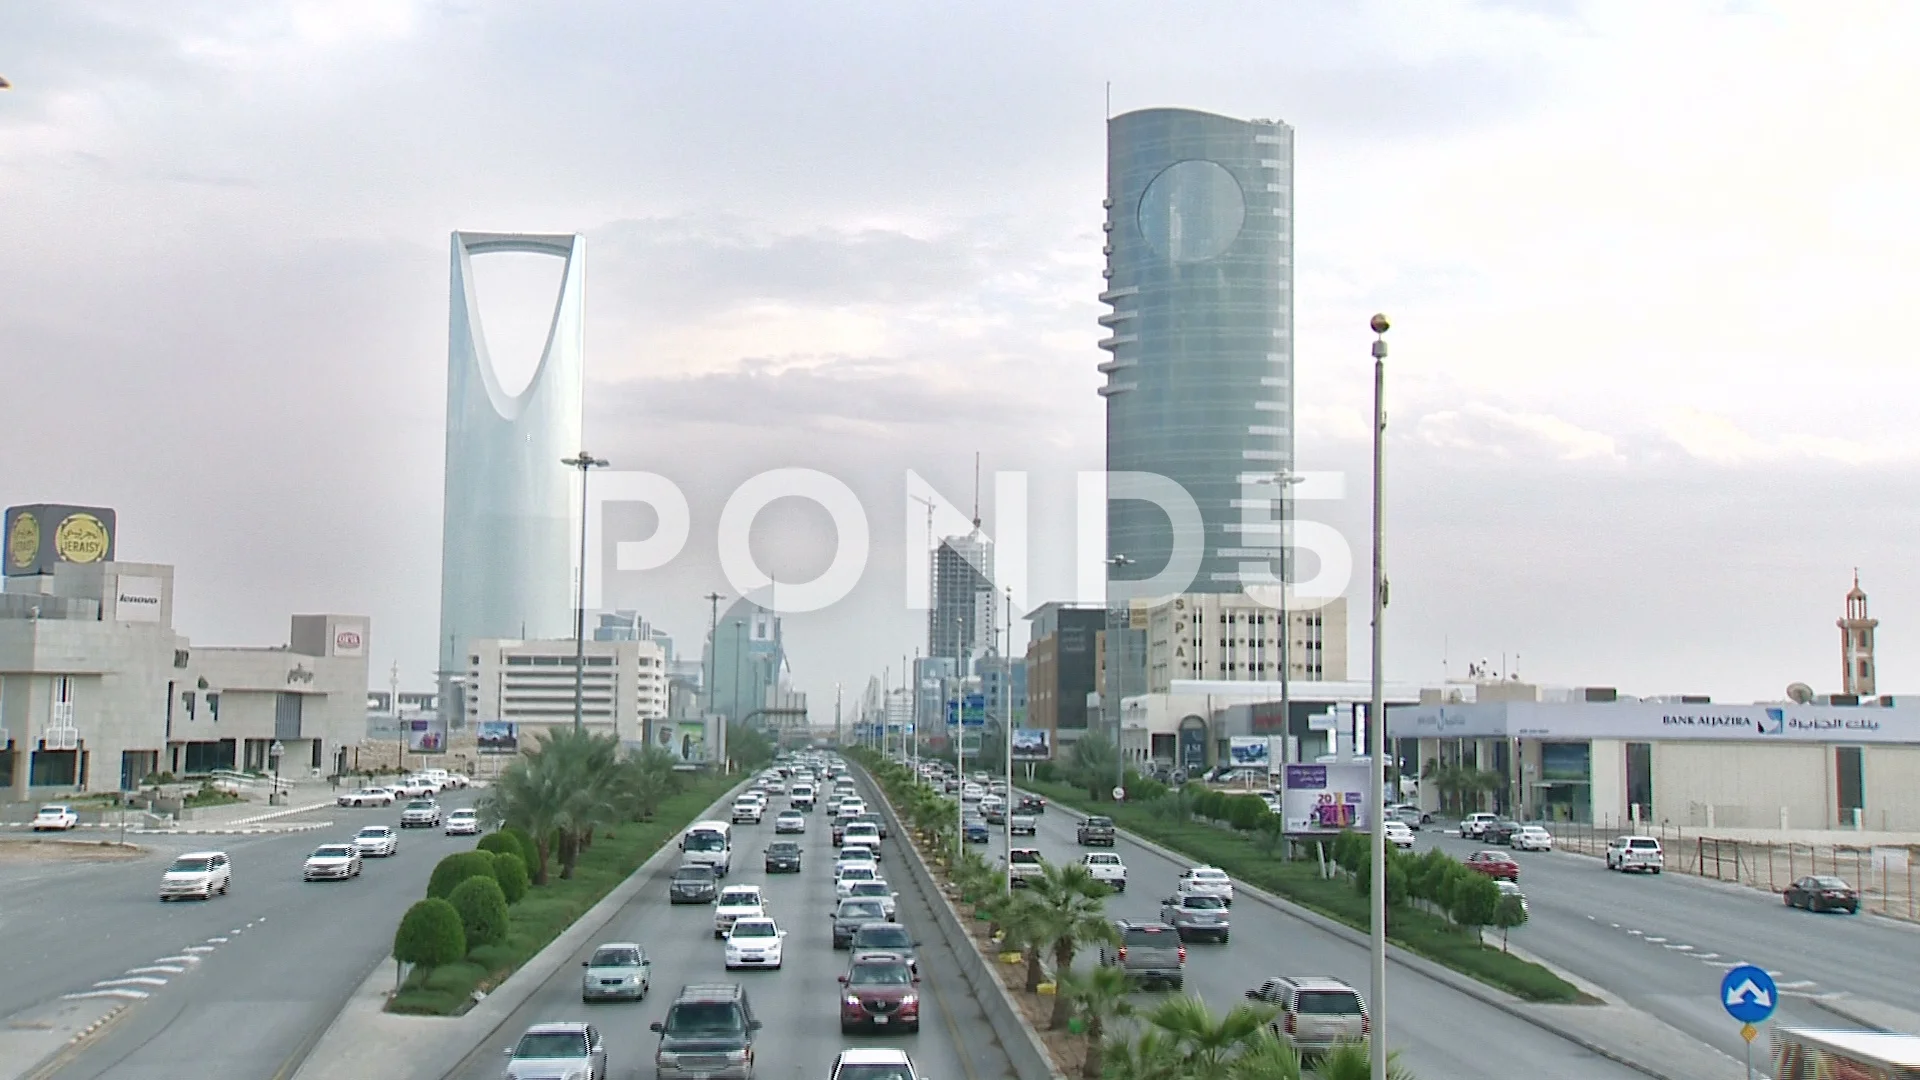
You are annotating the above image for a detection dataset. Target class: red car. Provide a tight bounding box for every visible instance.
[839,951,920,1033]
[1466,850,1520,882]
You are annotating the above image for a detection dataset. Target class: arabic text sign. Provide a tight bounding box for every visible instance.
[1390,700,1920,744]
[1281,762,1369,835]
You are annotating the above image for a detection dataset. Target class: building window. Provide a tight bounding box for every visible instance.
[506,656,533,665]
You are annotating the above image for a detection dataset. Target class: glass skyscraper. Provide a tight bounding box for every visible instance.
[1099,109,1294,595]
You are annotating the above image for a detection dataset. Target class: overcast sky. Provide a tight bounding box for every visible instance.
[4,0,1918,712]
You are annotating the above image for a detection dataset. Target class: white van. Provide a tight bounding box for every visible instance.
[680,820,734,876]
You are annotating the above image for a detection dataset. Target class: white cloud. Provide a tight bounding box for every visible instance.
[1659,407,1899,467]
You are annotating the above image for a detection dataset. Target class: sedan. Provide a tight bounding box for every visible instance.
[31,804,79,831]
[962,819,990,844]
[774,811,806,834]
[1511,825,1554,852]
[844,880,899,920]
[724,917,786,969]
[336,788,394,808]
[303,844,362,881]
[1466,850,1520,882]
[1784,875,1860,914]
[353,825,399,857]
[1383,820,1415,850]
[580,942,650,1002]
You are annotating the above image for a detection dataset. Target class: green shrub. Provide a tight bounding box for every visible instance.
[1228,794,1271,831]
[475,831,519,860]
[393,898,466,970]
[499,826,538,869]
[427,851,498,900]
[447,875,510,948]
[1449,871,1501,931]
[490,851,529,904]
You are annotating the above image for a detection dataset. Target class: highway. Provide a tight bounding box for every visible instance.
[1424,828,1920,1061]
[441,770,1014,1080]
[1011,802,1650,1080]
[6,792,481,1080]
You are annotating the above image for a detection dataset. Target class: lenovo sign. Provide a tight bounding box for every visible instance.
[333,625,366,658]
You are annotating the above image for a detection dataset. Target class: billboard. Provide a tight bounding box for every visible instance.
[476,721,518,754]
[672,719,711,764]
[404,718,448,754]
[1011,728,1052,760]
[1228,736,1272,769]
[1282,762,1369,835]
[111,575,163,623]
[5,504,117,576]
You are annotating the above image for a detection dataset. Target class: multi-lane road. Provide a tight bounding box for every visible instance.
[1002,797,1650,1080]
[440,769,1014,1080]
[1423,828,1920,1062]
[6,792,482,1080]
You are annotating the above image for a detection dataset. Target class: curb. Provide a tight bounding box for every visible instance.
[860,764,1067,1080]
[1030,792,1695,1080]
[129,823,332,836]
[286,777,750,1080]
[230,800,336,825]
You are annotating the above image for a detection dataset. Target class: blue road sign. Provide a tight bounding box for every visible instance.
[1720,965,1778,1025]
[946,694,987,728]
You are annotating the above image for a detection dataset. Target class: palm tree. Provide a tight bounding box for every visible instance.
[1101,1027,1184,1080]
[1315,1040,1415,1080]
[1137,995,1278,1080]
[1029,862,1117,1029]
[1226,1030,1303,1080]
[1056,964,1134,1079]
[995,894,1051,992]
[477,751,564,884]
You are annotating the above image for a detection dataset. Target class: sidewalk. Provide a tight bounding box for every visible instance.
[3,783,340,836]
[0,996,133,1080]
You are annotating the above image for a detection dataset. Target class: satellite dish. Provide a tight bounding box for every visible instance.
[1786,683,1814,705]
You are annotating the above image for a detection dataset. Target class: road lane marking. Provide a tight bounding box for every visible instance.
[1777,980,1818,990]
[62,989,148,1001]
[1627,929,1643,935]
[94,976,168,988]
[1644,936,1666,943]
[1697,953,1720,960]
[155,955,200,964]
[1704,961,1741,968]
[182,946,215,954]
[125,966,185,975]
[206,936,228,943]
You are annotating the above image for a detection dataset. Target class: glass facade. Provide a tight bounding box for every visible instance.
[1101,109,1294,595]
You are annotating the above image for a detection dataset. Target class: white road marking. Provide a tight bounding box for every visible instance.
[1627,929,1643,936]
[95,976,168,988]
[1610,922,1621,928]
[155,955,200,965]
[206,937,228,943]
[1704,961,1741,968]
[1664,944,1692,951]
[63,989,149,1001]
[125,966,185,975]
[1777,980,1818,990]
[1645,936,1667,943]
[1697,953,1720,960]
[182,946,215,954]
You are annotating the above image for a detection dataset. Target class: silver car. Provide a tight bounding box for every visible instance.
[580,943,650,1002]
[504,1022,606,1080]
[399,800,442,828]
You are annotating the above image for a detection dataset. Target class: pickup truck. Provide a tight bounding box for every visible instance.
[1005,847,1045,887]
[1077,816,1117,847]
[1009,814,1037,837]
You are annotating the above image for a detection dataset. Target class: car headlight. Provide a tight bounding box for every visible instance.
[900,994,917,1006]
[846,994,862,1006]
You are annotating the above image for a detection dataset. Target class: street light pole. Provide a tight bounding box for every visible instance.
[268,740,284,808]
[562,452,609,733]
[1367,313,1391,1080]
[1105,553,1134,798]
[1003,586,1014,892]
[1256,471,1306,766]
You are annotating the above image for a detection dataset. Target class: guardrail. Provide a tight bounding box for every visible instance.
[853,762,1066,1080]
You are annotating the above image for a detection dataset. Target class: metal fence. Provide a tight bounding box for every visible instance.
[1548,819,1920,922]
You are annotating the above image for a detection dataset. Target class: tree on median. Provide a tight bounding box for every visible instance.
[393,898,465,982]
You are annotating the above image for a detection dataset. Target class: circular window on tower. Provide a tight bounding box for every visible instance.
[1137,159,1246,264]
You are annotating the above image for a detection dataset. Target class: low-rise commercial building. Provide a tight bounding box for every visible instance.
[464,637,667,749]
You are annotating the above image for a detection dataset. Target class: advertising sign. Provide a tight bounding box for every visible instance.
[476,721,518,754]
[672,720,710,764]
[332,623,366,658]
[1012,728,1052,760]
[405,718,448,754]
[4,504,117,577]
[1178,721,1209,771]
[111,575,163,623]
[1228,736,1272,769]
[1282,762,1369,835]
[1390,700,1920,745]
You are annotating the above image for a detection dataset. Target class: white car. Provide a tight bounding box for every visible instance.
[1177,866,1235,905]
[1383,821,1415,850]
[831,1049,925,1080]
[724,917,786,969]
[31,804,79,831]
[713,885,766,938]
[1511,825,1554,852]
[336,787,394,808]
[1010,814,1037,837]
[1079,852,1127,892]
[731,799,765,825]
[1497,880,1530,915]
[354,825,399,857]
[160,850,231,900]
[844,880,899,920]
[774,811,806,834]
[303,843,362,881]
[836,864,882,898]
[1461,812,1499,838]
[839,841,881,865]
[399,799,443,828]
[1607,835,1664,874]
[445,809,480,836]
[836,800,866,820]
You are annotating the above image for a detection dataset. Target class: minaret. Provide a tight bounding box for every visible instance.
[1839,571,1879,697]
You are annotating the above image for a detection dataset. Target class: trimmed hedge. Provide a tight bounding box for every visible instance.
[448,875,510,948]
[427,850,498,900]
[490,850,530,904]
[394,898,466,969]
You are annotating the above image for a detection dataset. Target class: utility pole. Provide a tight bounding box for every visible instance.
[703,592,725,719]
[834,682,842,746]
[562,451,609,733]
[1367,313,1392,1080]
[1106,553,1134,798]
[1003,585,1014,891]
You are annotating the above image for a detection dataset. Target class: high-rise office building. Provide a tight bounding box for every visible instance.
[437,232,586,724]
[1099,109,1294,595]
[704,597,787,725]
[930,532,996,666]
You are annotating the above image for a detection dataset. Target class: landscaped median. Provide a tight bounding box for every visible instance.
[385,729,745,1015]
[1019,776,1585,1005]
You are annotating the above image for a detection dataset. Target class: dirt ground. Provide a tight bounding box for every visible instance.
[0,837,145,861]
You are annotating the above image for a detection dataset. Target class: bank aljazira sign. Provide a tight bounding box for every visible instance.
[1389,701,1920,745]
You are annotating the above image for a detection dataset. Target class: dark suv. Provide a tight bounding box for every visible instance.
[669,863,719,904]
[651,984,761,1080]
[838,951,920,1033]
[764,841,802,874]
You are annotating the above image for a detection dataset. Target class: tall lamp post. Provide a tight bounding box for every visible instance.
[1105,553,1134,797]
[1366,313,1391,1080]
[268,740,284,807]
[1255,471,1306,764]
[562,452,609,732]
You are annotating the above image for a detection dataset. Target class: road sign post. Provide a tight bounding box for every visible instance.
[1720,964,1777,1080]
